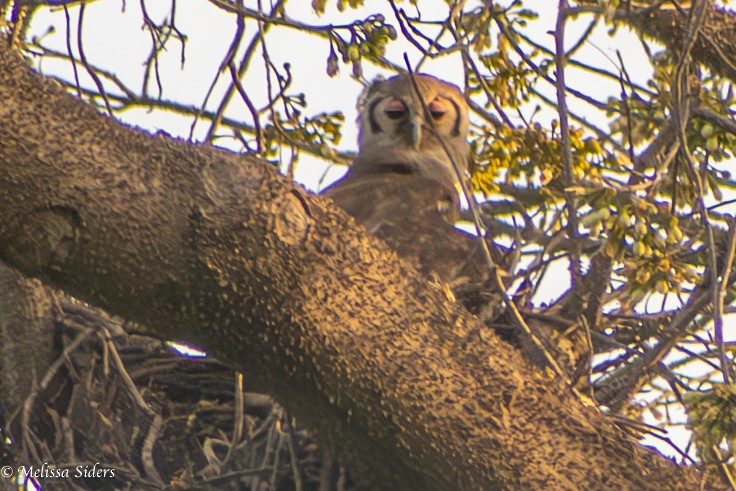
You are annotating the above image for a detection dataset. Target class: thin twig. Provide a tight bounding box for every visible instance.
[403,53,568,382]
[717,220,736,377]
[512,27,656,98]
[228,61,263,154]
[100,326,156,417]
[222,372,245,466]
[615,50,635,161]
[76,3,112,115]
[692,106,736,138]
[671,0,729,383]
[554,0,583,288]
[139,0,165,98]
[141,414,165,486]
[63,5,81,98]
[203,0,247,142]
[461,50,514,127]
[596,285,712,411]
[21,326,97,467]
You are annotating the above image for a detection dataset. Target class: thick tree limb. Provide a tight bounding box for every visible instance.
[0,41,714,489]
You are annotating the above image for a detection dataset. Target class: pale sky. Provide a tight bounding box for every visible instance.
[27,0,654,190]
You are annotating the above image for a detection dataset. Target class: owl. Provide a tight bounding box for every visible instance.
[324,74,591,380]
[324,73,495,291]
[327,73,470,209]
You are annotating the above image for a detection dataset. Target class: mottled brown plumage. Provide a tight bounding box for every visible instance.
[324,73,496,296]
[325,74,590,380]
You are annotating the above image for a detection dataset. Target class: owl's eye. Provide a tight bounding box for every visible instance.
[384,98,407,119]
[428,99,447,120]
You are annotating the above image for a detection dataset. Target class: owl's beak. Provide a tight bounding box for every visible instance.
[410,115,422,150]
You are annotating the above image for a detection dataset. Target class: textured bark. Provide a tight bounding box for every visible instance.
[0,264,56,413]
[0,40,716,489]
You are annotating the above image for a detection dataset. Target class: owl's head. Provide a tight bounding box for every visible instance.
[352,73,470,196]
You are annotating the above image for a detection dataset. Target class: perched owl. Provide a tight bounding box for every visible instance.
[337,73,470,202]
[319,74,489,488]
[325,74,590,380]
[324,73,497,293]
